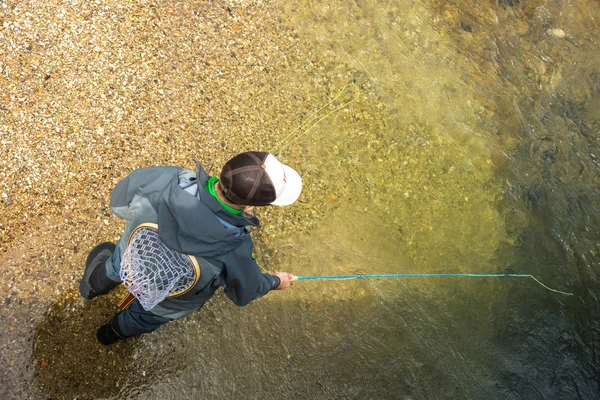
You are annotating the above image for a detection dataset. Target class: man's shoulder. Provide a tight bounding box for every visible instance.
[128,165,182,178]
[125,166,182,189]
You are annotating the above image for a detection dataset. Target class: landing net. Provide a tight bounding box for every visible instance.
[120,225,198,311]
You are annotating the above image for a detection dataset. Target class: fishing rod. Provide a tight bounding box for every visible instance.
[290,273,573,296]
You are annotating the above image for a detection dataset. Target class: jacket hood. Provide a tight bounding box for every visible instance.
[156,160,260,257]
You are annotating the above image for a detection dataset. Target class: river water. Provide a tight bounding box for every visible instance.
[2,0,599,399]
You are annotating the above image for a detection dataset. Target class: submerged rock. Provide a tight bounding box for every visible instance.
[549,28,566,39]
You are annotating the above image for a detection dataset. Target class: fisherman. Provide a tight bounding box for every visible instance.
[79,151,302,345]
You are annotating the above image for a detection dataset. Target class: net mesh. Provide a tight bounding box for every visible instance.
[120,227,196,311]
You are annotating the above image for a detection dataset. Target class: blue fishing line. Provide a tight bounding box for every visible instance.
[294,273,572,295]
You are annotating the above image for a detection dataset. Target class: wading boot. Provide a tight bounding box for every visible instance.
[79,242,119,299]
[97,315,129,346]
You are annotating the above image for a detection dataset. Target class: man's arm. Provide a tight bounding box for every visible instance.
[220,240,292,306]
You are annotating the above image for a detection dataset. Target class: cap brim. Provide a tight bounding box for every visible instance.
[270,164,302,206]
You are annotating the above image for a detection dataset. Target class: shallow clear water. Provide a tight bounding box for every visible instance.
[18,0,600,398]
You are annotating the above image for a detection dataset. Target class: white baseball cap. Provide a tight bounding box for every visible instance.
[220,152,302,206]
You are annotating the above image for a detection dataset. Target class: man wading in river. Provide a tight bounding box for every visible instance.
[79,152,301,345]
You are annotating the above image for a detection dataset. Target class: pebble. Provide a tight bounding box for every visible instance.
[550,28,566,38]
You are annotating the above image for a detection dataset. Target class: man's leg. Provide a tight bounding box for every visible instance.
[97,297,206,345]
[97,299,171,345]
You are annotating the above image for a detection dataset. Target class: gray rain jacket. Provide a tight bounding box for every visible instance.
[109,160,280,311]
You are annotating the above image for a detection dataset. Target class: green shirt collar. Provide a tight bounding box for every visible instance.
[205,176,243,215]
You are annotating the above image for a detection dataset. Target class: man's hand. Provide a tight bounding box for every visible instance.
[274,272,294,290]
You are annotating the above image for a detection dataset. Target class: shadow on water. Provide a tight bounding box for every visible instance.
[490,230,600,399]
[30,291,186,399]
[436,1,600,397]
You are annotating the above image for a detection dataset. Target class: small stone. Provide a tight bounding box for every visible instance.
[550,28,566,39]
